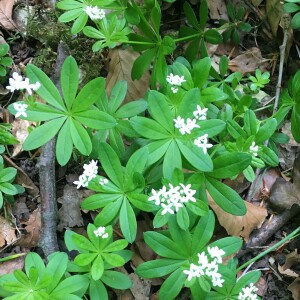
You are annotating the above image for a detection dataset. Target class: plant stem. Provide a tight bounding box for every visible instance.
[237,226,300,272]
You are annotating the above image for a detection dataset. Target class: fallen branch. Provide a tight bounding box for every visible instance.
[38,42,69,257]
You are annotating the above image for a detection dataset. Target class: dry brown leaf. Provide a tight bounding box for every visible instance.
[208,192,268,242]
[278,264,299,278]
[251,0,264,6]
[266,0,284,37]
[0,255,25,276]
[105,47,150,103]
[0,215,17,248]
[0,0,17,30]
[16,207,41,247]
[57,184,84,231]
[228,47,269,75]
[282,250,300,271]
[208,0,228,20]
[288,278,300,300]
[12,119,34,157]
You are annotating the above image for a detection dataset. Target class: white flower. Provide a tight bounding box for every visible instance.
[207,246,225,263]
[211,275,225,287]
[166,73,186,86]
[94,226,108,238]
[194,134,213,154]
[193,105,208,120]
[183,263,203,281]
[6,72,41,95]
[13,102,28,118]
[148,188,163,205]
[174,116,185,129]
[161,202,175,215]
[83,160,98,181]
[238,283,259,300]
[249,142,258,157]
[171,86,178,93]
[73,174,89,189]
[84,6,105,20]
[99,178,109,185]
[173,116,200,135]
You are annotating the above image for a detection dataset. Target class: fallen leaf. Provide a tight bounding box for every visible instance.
[0,215,17,248]
[0,0,17,30]
[278,264,298,278]
[288,278,300,300]
[266,0,284,37]
[16,207,41,247]
[128,273,151,300]
[105,47,150,103]
[208,192,268,242]
[228,47,269,75]
[208,0,228,20]
[0,255,25,276]
[251,0,264,6]
[57,184,84,231]
[282,250,300,272]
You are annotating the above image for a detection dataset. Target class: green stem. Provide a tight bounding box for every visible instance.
[120,40,156,46]
[236,226,300,272]
[174,33,202,43]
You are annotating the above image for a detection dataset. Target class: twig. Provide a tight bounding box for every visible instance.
[38,42,69,257]
[236,205,300,259]
[273,14,290,113]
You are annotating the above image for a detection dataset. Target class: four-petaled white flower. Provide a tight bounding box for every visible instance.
[194,134,213,154]
[184,247,225,287]
[238,283,259,300]
[174,116,200,135]
[73,160,99,189]
[13,102,28,118]
[148,183,197,215]
[207,246,225,264]
[73,174,89,189]
[84,6,105,20]
[94,226,109,239]
[249,142,258,157]
[166,73,186,86]
[193,105,208,120]
[99,178,109,185]
[6,72,41,95]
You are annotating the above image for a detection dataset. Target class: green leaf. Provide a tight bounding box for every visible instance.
[81,194,119,210]
[74,110,116,129]
[255,118,277,144]
[98,143,123,188]
[191,210,215,254]
[148,90,174,132]
[231,270,261,294]
[115,100,147,118]
[201,87,228,103]
[136,259,185,278]
[74,253,97,266]
[102,253,125,267]
[199,0,208,30]
[177,88,200,118]
[25,253,45,275]
[70,118,92,155]
[130,116,171,139]
[0,167,17,182]
[101,270,132,289]
[159,268,186,300]
[120,199,137,243]
[163,140,182,180]
[209,153,252,178]
[197,119,226,137]
[0,43,9,56]
[144,231,186,259]
[72,233,97,252]
[107,80,127,113]
[176,206,190,230]
[127,193,157,212]
[205,177,246,215]
[183,2,199,29]
[176,139,213,172]
[219,56,228,77]
[72,77,105,112]
[244,110,257,136]
[23,117,66,151]
[71,12,88,34]
[52,275,89,295]
[56,119,73,166]
[131,48,156,80]
[161,36,176,55]
[192,57,211,88]
[146,139,172,166]
[90,280,108,300]
[103,239,128,252]
[259,145,279,166]
[204,29,223,44]
[91,255,104,281]
[61,56,78,110]
[58,9,83,22]
[94,198,122,226]
[291,107,300,142]
[26,64,65,111]
[208,236,243,256]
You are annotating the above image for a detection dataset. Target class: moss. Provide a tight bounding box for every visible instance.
[26,8,104,85]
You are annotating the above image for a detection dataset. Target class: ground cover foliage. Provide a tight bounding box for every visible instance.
[0,0,300,299]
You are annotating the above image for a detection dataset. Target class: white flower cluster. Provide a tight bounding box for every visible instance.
[184,246,225,287]
[194,134,213,154]
[13,102,28,118]
[173,105,212,154]
[73,160,98,189]
[238,283,259,300]
[6,72,41,95]
[84,6,105,20]
[99,178,109,186]
[148,183,196,215]
[94,226,109,239]
[166,73,186,93]
[249,142,258,157]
